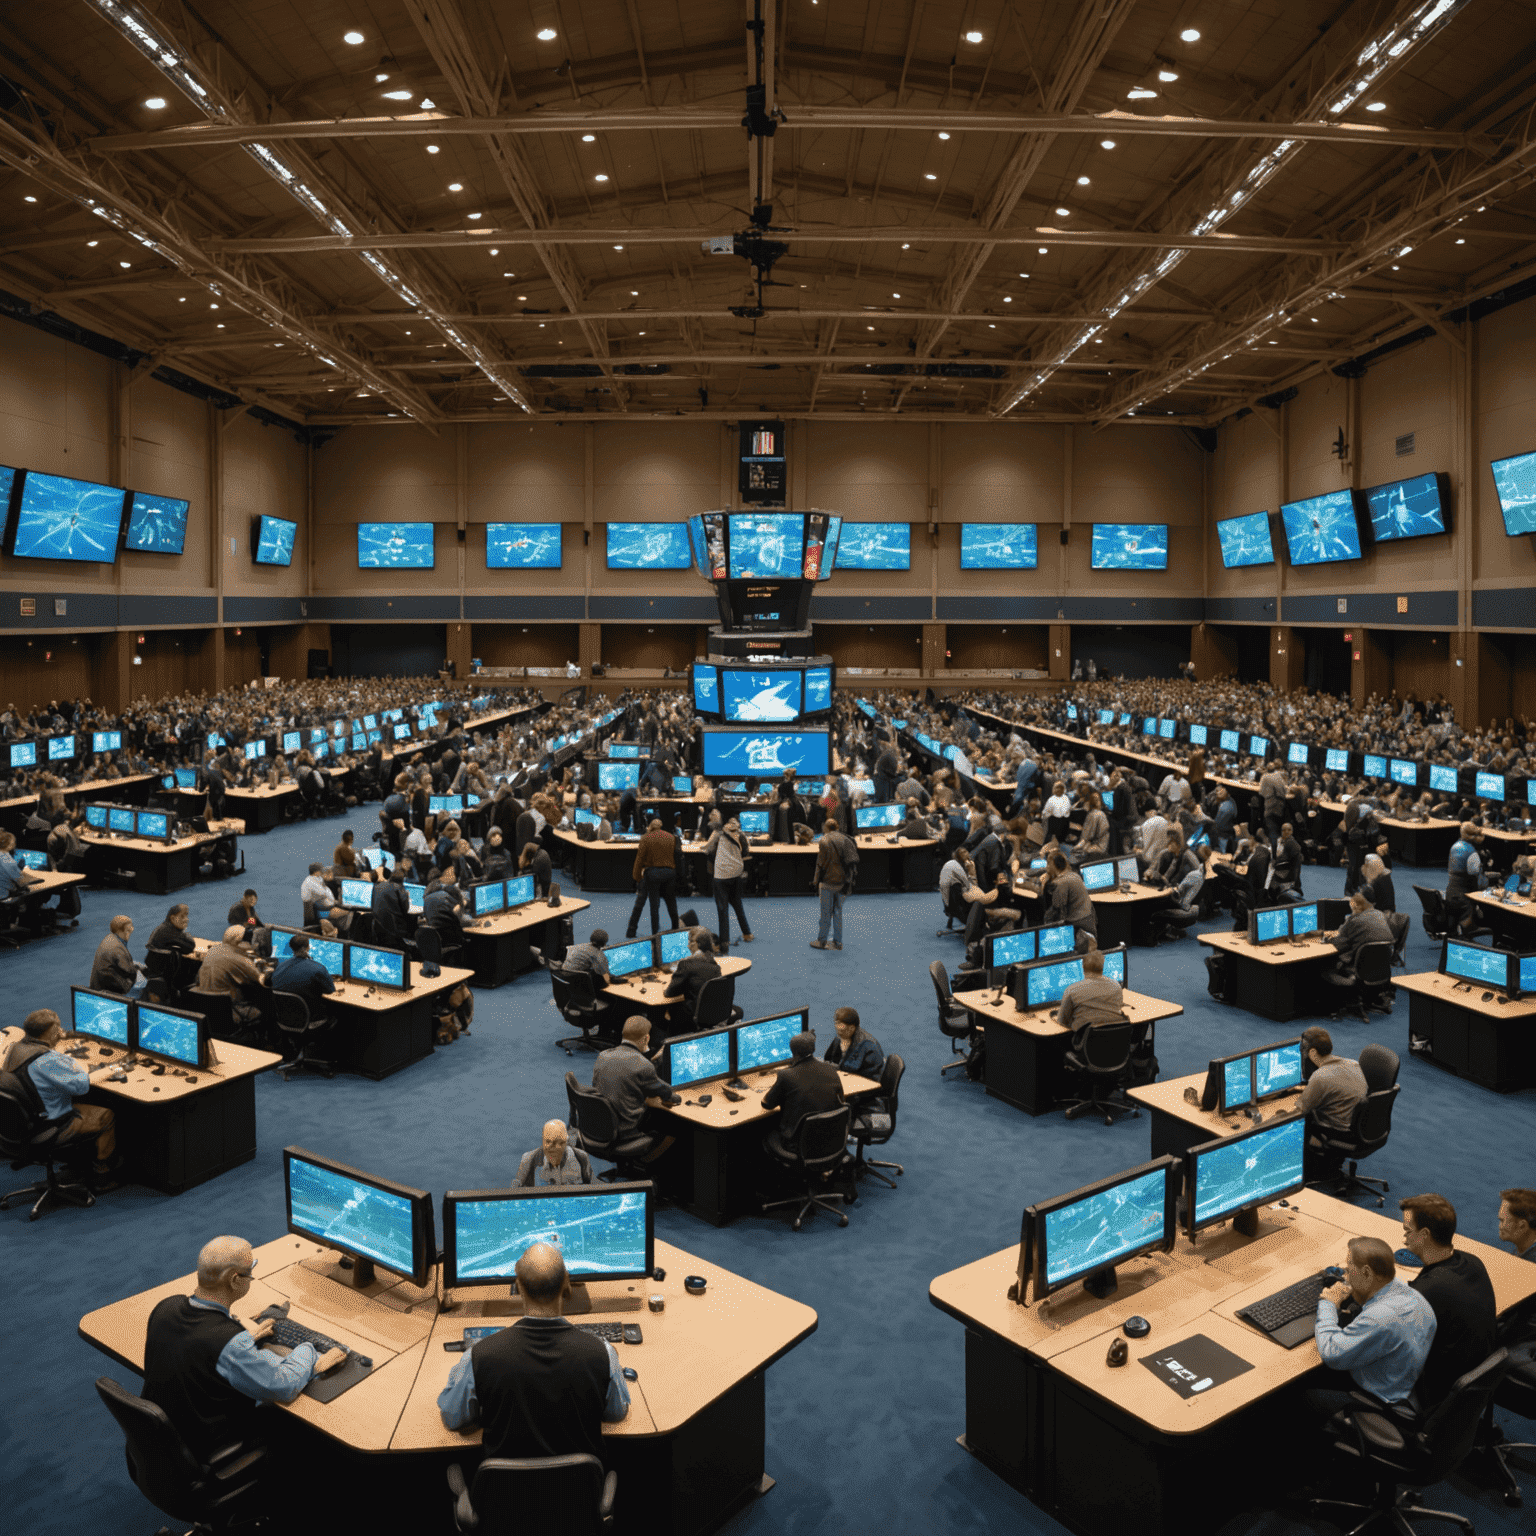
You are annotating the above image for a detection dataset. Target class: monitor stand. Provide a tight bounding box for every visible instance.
[346,1256,376,1289]
[1232,1206,1261,1239]
[504,1280,643,1316]
[1082,1264,1118,1300]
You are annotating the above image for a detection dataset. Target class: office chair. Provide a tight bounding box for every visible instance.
[563,1071,659,1180]
[1213,861,1250,927]
[271,991,336,1081]
[95,1376,267,1534]
[935,883,970,937]
[185,987,234,1043]
[301,899,320,931]
[692,974,743,1029]
[848,1053,905,1190]
[0,894,27,949]
[761,1105,854,1231]
[1482,1343,1536,1508]
[1310,1349,1509,1536]
[142,946,181,1004]
[447,1455,616,1535]
[0,1076,97,1220]
[1059,1018,1140,1125]
[1325,941,1397,1024]
[550,968,607,1055]
[1307,1075,1400,1206]
[930,960,980,1078]
[1411,884,1453,941]
[1386,911,1411,966]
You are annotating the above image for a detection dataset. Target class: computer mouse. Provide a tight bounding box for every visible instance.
[622,1323,643,1345]
[622,1366,638,1382]
[109,1068,128,1082]
[1482,990,1493,1002]
[150,1064,166,1076]
[1106,1338,1128,1367]
[1123,1316,1150,1339]
[696,1093,712,1107]
[354,1355,373,1370]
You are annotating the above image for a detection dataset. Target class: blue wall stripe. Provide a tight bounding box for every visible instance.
[1281,590,1458,627]
[1471,588,1536,629]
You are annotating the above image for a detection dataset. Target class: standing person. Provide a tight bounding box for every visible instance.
[1444,823,1488,935]
[704,816,754,950]
[810,817,859,952]
[1259,760,1289,843]
[873,742,900,805]
[625,819,679,939]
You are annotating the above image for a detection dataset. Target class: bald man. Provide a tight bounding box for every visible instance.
[513,1120,594,1187]
[142,1236,345,1461]
[438,1242,629,1459]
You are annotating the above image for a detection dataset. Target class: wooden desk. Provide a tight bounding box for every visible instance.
[0,773,156,829]
[953,987,1183,1115]
[1318,799,1460,868]
[81,1233,816,1536]
[460,893,591,987]
[648,1064,876,1225]
[1468,888,1536,949]
[601,954,752,1016]
[929,1185,1536,1536]
[1128,1069,1305,1158]
[1198,927,1339,1022]
[12,867,86,915]
[1393,969,1536,1092]
[1088,882,1174,948]
[80,819,244,894]
[2,1025,280,1193]
[225,783,300,832]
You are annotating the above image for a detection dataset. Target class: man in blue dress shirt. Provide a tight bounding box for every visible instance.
[2,1007,118,1173]
[142,1236,346,1461]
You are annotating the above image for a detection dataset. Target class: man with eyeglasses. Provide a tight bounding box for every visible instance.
[142,1236,347,1461]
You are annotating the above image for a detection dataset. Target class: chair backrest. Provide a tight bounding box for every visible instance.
[415,924,443,966]
[1078,1018,1135,1073]
[1415,1348,1510,1481]
[692,973,736,1027]
[943,883,969,921]
[1412,884,1444,917]
[1354,941,1394,985]
[1349,1082,1399,1156]
[564,1071,620,1153]
[185,988,233,1040]
[0,1074,43,1156]
[467,1454,610,1536]
[143,947,179,980]
[94,1376,208,1519]
[928,958,953,1008]
[1387,911,1410,957]
[301,900,319,929]
[876,1054,905,1128]
[270,990,309,1033]
[960,897,989,947]
[1359,1042,1400,1091]
[796,1105,852,1174]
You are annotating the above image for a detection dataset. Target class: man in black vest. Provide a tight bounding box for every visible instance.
[760,1031,846,1158]
[142,1236,345,1461]
[437,1242,630,1456]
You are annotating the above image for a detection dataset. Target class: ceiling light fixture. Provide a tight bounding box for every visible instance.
[467,212,482,219]
[1003,296,1011,302]
[1076,175,1090,185]
[582,133,595,142]
[448,182,463,191]
[489,248,498,255]
[595,173,609,182]
[426,144,440,154]
[144,96,167,109]
[1055,206,1070,216]
[1101,139,1116,150]
[537,27,557,40]
[23,194,36,202]
[382,90,412,100]
[1365,101,1387,111]
[1018,271,1029,278]
[375,73,390,82]
[937,131,951,140]
[613,244,623,250]
[343,30,364,44]
[503,271,513,276]
[87,239,97,246]
[924,173,937,180]
[892,292,901,298]
[1180,28,1201,41]
[119,260,130,268]
[1158,70,1178,82]
[1455,237,1465,244]
[901,243,910,249]
[631,290,638,295]
[1127,87,1157,99]
[1038,246,1047,254]
[964,30,983,43]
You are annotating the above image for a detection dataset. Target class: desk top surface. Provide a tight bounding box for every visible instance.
[462,893,591,937]
[1392,968,1536,1017]
[930,1185,1536,1437]
[1198,928,1338,965]
[17,868,86,893]
[651,1063,878,1130]
[80,1233,816,1452]
[555,829,936,856]
[191,935,473,1010]
[953,985,1182,1038]
[82,819,244,853]
[0,1024,280,1103]
[1128,1069,1304,1137]
[1470,889,1536,917]
[601,953,751,1006]
[0,774,157,810]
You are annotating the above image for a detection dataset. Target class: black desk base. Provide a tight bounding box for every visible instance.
[463,914,564,988]
[86,841,196,895]
[1407,990,1534,1092]
[1093,898,1171,950]
[1386,822,1456,869]
[1218,947,1330,1022]
[331,995,436,1078]
[563,842,640,894]
[982,1022,1067,1116]
[229,796,284,833]
[89,1073,261,1195]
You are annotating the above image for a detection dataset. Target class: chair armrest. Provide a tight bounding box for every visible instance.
[446,1463,477,1531]
[1347,1409,1408,1455]
[204,1440,264,1475]
[600,1469,619,1520]
[209,1447,267,1484]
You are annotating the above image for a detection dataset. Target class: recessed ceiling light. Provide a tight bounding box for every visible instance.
[1158,70,1179,82]
[275,342,284,346]
[503,271,513,276]
[119,260,131,268]
[517,296,526,300]
[144,97,167,110]
[1055,207,1071,217]
[375,73,390,82]
[1455,237,1465,245]
[383,90,412,100]
[1127,87,1157,99]
[1003,296,1012,302]
[867,325,874,330]
[1365,101,1387,112]
[1094,338,1102,344]
[216,323,225,329]
[892,292,901,298]
[426,145,440,154]
[1399,245,1413,256]
[937,131,951,140]
[178,295,185,301]
[448,182,463,191]
[23,194,36,202]
[638,331,645,336]
[582,133,595,143]
[631,290,638,295]
[1180,28,1201,42]
[209,303,218,309]
[343,30,364,44]
[924,173,937,180]
[1101,139,1116,150]
[1038,247,1047,254]
[1076,175,1091,186]
[537,27,557,41]
[87,239,97,246]
[594,173,609,182]
[1311,317,1318,322]
[467,212,482,219]
[989,323,996,328]
[614,244,624,250]
[489,248,498,255]
[964,30,983,43]
[901,243,910,249]
[420,98,435,109]
[1391,264,1400,270]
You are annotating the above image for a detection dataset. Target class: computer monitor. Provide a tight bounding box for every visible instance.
[441,1182,653,1288]
[1020,1157,1180,1302]
[1440,939,1512,992]
[85,805,107,829]
[282,730,302,753]
[247,739,268,760]
[1188,724,1208,746]
[607,743,643,759]
[271,929,345,976]
[1255,1039,1304,1099]
[136,1002,207,1069]
[108,807,136,834]
[1080,860,1116,893]
[672,775,693,795]
[404,882,427,908]
[573,807,601,829]
[1118,714,1131,727]
[1429,763,1458,794]
[663,1026,733,1088]
[430,794,465,814]
[1250,906,1289,945]
[733,1009,808,1073]
[70,987,133,1050]
[473,881,507,918]
[1363,754,1387,780]
[1159,719,1176,740]
[1248,735,1268,758]
[1288,742,1310,767]
[1220,729,1240,753]
[987,929,1037,968]
[284,1146,436,1287]
[1115,856,1140,887]
[361,847,395,871]
[1325,748,1351,773]
[1475,771,1505,802]
[92,731,122,753]
[340,877,374,907]
[1141,717,1158,738]
[136,811,170,839]
[737,808,771,836]
[1290,902,1320,937]
[657,928,693,967]
[1390,758,1418,787]
[599,762,641,791]
[1520,954,1536,999]
[345,943,409,990]
[15,849,48,870]
[1185,1115,1307,1238]
[854,802,905,831]
[1023,956,1085,1009]
[603,938,653,978]
[505,874,535,908]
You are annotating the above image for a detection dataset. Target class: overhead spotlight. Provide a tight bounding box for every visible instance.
[893,292,901,298]
[1180,27,1201,41]
[614,244,624,250]
[1018,271,1029,278]
[343,30,364,44]
[1455,237,1465,245]
[867,325,874,330]
[1127,87,1158,99]
[23,194,36,202]
[631,290,638,295]
[382,89,412,100]
[1055,207,1070,216]
[448,182,463,191]
[467,212,482,219]
[537,27,557,40]
[1038,246,1047,254]
[1003,296,1011,302]
[489,248,498,255]
[1398,245,1413,256]
[1101,138,1116,149]
[581,133,595,142]
[375,72,390,82]
[1076,175,1090,185]
[924,173,937,180]
[426,144,440,153]
[1158,70,1178,82]
[937,131,951,140]
[119,260,130,268]
[503,271,513,277]
[178,295,185,301]
[144,96,167,109]
[594,173,609,182]
[901,243,910,249]
[87,239,97,246]
[1366,101,1386,112]
[964,30,983,43]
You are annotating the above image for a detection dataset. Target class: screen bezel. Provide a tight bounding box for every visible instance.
[1438,937,1513,993]
[1185,1113,1307,1238]
[344,942,411,990]
[441,1180,654,1288]
[135,1000,209,1068]
[661,1025,735,1088]
[732,1007,810,1074]
[69,985,136,1052]
[284,1144,436,1287]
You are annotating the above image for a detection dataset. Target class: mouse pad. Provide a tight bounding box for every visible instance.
[1139,1334,1254,1399]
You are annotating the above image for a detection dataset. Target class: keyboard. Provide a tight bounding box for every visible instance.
[1236,1271,1336,1348]
[265,1317,346,1356]
[462,1321,625,1344]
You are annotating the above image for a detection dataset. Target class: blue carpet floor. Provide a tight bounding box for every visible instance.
[6,818,1536,1536]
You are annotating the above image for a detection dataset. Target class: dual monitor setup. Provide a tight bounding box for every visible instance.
[83,804,176,842]
[1247,899,1331,946]
[339,875,427,910]
[71,986,211,1070]
[978,941,1129,1011]
[600,926,698,980]
[661,1008,810,1090]
[1438,938,1534,1001]
[8,732,123,768]
[467,874,539,920]
[1199,1037,1306,1115]
[1079,856,1144,894]
[283,1146,653,1294]
[1015,1112,1307,1303]
[264,928,412,991]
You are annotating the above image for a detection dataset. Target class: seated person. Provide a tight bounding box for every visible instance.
[422,872,470,944]
[562,927,612,983]
[437,1242,629,1455]
[663,928,720,1025]
[1360,852,1396,913]
[2,1007,118,1180]
[1040,852,1098,947]
[300,863,353,934]
[1399,1193,1495,1408]
[1158,844,1210,939]
[370,869,411,944]
[196,925,268,1027]
[591,1017,679,1151]
[270,932,336,1018]
[1273,822,1305,899]
[761,1030,845,1160]
[148,902,197,956]
[1298,1025,1368,1177]
[142,1235,345,1462]
[226,888,262,935]
[898,798,930,840]
[1307,1236,1436,1420]
[90,913,146,997]
[513,1120,593,1187]
[1499,1187,1536,1261]
[1055,946,1124,1032]
[332,830,360,878]
[1323,889,1393,983]
[823,1005,884,1079]
[479,826,513,881]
